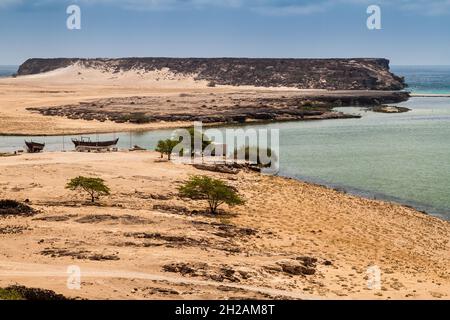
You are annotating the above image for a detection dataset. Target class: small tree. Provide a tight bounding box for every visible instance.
[155,139,179,160]
[66,176,110,203]
[156,140,167,159]
[178,175,245,215]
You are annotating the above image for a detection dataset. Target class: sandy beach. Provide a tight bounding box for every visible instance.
[0,151,449,300]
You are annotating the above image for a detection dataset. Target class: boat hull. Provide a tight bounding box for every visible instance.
[72,138,119,148]
[25,141,45,153]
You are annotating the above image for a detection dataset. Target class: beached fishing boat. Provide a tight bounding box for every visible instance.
[72,137,119,152]
[25,141,45,153]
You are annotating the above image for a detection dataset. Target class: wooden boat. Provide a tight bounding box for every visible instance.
[72,137,119,151]
[25,141,45,153]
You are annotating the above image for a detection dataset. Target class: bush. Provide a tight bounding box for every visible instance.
[0,286,68,300]
[155,139,179,160]
[119,112,152,124]
[0,200,35,217]
[178,175,245,215]
[66,176,111,203]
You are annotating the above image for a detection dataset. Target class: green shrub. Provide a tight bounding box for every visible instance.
[66,176,110,203]
[155,139,179,160]
[0,286,68,300]
[179,175,245,215]
[119,112,152,124]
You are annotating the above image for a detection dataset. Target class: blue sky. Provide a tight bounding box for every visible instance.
[0,0,449,65]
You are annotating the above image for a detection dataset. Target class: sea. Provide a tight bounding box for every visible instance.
[0,65,18,78]
[0,65,449,220]
[392,65,450,95]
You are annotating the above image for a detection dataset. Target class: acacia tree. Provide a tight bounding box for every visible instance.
[178,175,245,215]
[66,176,110,203]
[155,139,179,160]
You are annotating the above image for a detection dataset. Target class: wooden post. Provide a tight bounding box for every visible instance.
[129,132,132,149]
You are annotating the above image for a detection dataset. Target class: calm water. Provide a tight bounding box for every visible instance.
[0,65,18,78]
[1,97,449,219]
[0,66,449,219]
[392,65,450,94]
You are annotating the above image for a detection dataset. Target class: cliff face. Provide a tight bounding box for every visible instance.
[17,57,405,90]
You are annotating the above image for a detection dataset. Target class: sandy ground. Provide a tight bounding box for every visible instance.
[0,151,449,300]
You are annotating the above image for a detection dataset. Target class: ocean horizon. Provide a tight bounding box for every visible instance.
[0,65,18,78]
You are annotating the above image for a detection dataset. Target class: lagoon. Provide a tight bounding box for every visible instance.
[1,97,449,220]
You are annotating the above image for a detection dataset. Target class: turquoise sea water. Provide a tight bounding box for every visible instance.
[392,65,450,94]
[0,65,449,220]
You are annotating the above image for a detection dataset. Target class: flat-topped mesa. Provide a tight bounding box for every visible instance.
[17,57,406,91]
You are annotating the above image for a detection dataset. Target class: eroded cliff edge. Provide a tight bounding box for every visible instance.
[17,57,405,91]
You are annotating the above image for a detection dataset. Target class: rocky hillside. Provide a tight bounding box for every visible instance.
[17,57,405,90]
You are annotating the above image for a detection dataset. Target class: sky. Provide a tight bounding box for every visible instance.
[0,0,449,65]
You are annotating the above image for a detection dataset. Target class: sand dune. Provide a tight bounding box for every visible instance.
[17,63,211,88]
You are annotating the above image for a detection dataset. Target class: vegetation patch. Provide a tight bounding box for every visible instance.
[179,175,245,215]
[118,112,153,124]
[152,204,191,215]
[41,248,119,261]
[0,200,36,217]
[0,285,69,300]
[155,139,179,160]
[33,215,77,222]
[0,225,29,235]
[124,232,208,248]
[66,176,111,203]
[75,214,152,225]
